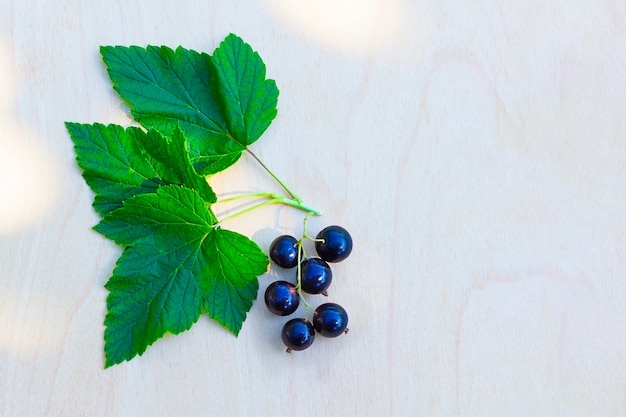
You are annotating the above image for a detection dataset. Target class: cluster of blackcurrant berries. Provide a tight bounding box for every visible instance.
[264,225,352,352]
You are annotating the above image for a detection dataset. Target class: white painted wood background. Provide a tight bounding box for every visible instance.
[1,1,625,415]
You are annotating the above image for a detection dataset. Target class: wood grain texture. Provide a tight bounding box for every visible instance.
[1,0,625,415]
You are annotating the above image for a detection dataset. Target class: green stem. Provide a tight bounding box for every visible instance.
[215,192,277,204]
[215,199,277,226]
[246,149,303,204]
[275,196,323,216]
[215,195,322,226]
[216,193,323,216]
[294,231,311,312]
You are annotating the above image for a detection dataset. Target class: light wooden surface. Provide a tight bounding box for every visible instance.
[2,1,626,415]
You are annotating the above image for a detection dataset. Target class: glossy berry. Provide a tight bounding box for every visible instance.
[299,257,332,295]
[313,303,349,337]
[281,318,315,351]
[315,225,353,263]
[269,235,299,268]
[264,281,300,316]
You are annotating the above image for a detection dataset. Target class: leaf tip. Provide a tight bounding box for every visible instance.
[99,45,114,59]
[229,323,243,337]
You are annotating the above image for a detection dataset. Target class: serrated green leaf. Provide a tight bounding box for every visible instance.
[199,228,270,334]
[104,242,206,368]
[69,35,284,368]
[100,36,278,176]
[98,186,268,367]
[211,33,279,147]
[67,123,216,217]
[100,44,241,175]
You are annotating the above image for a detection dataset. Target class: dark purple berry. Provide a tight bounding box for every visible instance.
[299,257,332,295]
[264,281,300,316]
[315,225,353,263]
[313,303,349,337]
[281,318,315,351]
[269,235,299,268]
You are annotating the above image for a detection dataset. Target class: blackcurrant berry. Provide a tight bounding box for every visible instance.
[315,225,353,263]
[281,318,315,351]
[299,257,332,295]
[264,281,300,316]
[269,235,299,268]
[313,303,349,337]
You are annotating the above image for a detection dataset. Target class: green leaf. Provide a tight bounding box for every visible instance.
[68,35,290,367]
[66,123,216,217]
[97,186,269,367]
[104,242,205,368]
[199,228,270,334]
[100,36,278,176]
[99,44,238,175]
[211,33,279,147]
